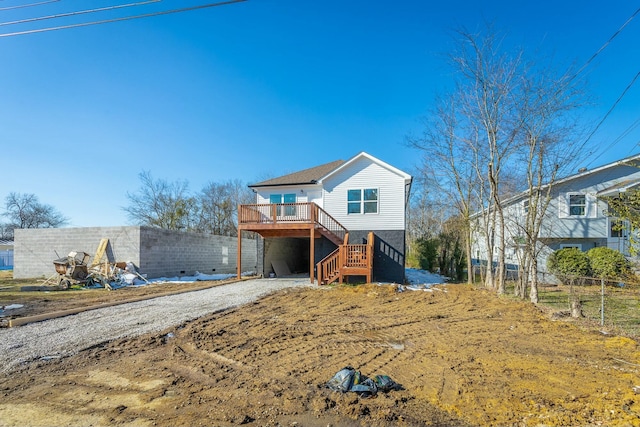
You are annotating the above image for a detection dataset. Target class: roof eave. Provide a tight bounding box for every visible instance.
[249,181,319,189]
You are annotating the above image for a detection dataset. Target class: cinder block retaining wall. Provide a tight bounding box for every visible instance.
[14,226,257,279]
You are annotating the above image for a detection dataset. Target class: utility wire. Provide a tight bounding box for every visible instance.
[0,0,59,12]
[575,6,640,78]
[0,0,247,37]
[584,70,640,167]
[0,0,161,27]
[575,6,640,167]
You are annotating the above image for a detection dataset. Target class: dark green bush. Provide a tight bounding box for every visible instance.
[586,246,629,279]
[547,248,591,284]
[415,237,438,272]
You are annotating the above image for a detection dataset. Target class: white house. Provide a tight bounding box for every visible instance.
[471,153,640,279]
[237,152,412,284]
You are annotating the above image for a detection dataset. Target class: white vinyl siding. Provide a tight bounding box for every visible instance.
[322,158,405,231]
[255,185,319,205]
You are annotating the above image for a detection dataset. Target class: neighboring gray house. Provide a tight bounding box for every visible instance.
[237,152,413,284]
[472,154,640,278]
[14,226,257,279]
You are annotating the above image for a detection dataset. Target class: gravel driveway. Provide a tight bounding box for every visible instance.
[0,278,314,374]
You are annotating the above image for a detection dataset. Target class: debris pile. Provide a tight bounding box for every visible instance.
[326,366,403,397]
[44,238,148,291]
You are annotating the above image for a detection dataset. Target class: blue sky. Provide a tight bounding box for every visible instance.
[1,0,639,227]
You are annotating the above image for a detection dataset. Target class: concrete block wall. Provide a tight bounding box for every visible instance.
[139,227,257,278]
[14,227,142,279]
[14,226,257,280]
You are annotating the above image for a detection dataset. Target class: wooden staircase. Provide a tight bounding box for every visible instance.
[317,231,374,285]
[237,202,374,284]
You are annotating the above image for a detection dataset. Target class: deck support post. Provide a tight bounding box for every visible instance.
[237,231,242,279]
[310,227,315,284]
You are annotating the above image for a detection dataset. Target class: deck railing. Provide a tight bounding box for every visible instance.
[239,202,347,242]
[343,244,370,268]
[317,232,375,285]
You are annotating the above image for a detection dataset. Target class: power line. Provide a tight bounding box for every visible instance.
[0,0,161,27]
[0,0,247,37]
[584,70,640,167]
[576,6,640,167]
[0,0,59,12]
[575,6,640,78]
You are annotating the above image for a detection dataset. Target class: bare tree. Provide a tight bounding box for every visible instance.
[511,70,585,302]
[410,25,586,294]
[0,224,11,240]
[406,171,452,239]
[2,192,68,238]
[408,27,522,288]
[457,29,526,293]
[123,171,195,230]
[195,179,253,236]
[408,93,482,285]
[406,171,454,269]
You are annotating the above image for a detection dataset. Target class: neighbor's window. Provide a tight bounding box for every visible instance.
[560,243,582,251]
[347,188,378,214]
[610,219,624,238]
[523,200,529,213]
[569,194,586,216]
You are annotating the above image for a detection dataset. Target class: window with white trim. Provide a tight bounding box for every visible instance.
[569,194,586,216]
[347,188,378,214]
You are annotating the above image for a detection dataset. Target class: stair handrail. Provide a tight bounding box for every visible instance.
[312,204,347,243]
[317,247,341,285]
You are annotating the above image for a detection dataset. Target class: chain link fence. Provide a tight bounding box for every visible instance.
[535,277,640,338]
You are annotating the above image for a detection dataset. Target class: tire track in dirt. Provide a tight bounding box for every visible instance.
[3,284,639,427]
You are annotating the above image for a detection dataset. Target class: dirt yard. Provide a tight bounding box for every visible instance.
[1,282,640,427]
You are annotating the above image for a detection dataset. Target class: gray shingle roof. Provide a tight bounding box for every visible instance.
[596,179,640,197]
[250,159,345,187]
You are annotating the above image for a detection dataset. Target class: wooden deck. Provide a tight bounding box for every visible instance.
[238,202,346,245]
[236,203,373,284]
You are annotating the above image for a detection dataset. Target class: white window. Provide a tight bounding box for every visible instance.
[559,192,597,218]
[569,194,586,216]
[347,188,378,214]
[523,200,529,213]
